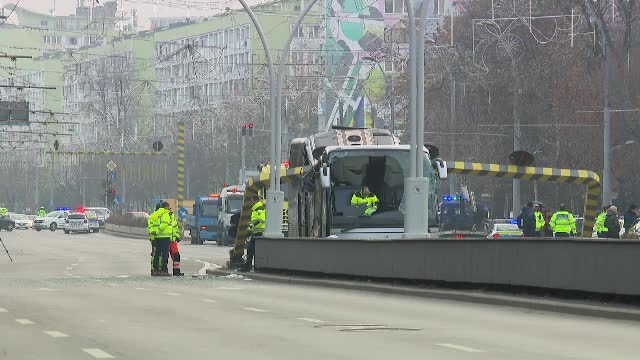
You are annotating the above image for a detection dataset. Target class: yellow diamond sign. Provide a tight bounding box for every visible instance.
[106,160,117,172]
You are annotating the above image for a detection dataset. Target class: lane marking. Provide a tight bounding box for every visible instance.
[199,299,218,303]
[134,288,146,291]
[38,288,61,291]
[183,258,221,276]
[165,293,181,296]
[43,330,69,338]
[242,307,268,313]
[437,343,485,353]
[71,263,79,266]
[82,348,115,359]
[116,275,129,278]
[108,284,118,287]
[15,319,34,325]
[66,267,73,270]
[218,287,242,290]
[0,307,8,313]
[296,317,326,323]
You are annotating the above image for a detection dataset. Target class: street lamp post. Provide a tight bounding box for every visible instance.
[238,0,318,237]
[403,0,431,237]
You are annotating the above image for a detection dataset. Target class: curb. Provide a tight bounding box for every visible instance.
[206,269,640,322]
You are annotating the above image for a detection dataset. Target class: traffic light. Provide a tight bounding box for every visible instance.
[249,122,254,136]
[242,123,247,136]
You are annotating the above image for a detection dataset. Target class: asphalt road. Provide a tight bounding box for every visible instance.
[0,229,639,360]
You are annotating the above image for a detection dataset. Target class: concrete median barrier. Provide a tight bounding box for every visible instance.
[254,237,640,297]
[105,223,148,238]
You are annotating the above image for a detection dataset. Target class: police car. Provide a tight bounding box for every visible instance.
[33,209,69,231]
[487,221,524,238]
[64,212,90,234]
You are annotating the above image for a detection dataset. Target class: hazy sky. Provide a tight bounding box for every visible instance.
[2,0,264,29]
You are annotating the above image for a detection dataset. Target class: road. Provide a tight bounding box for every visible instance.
[0,230,639,360]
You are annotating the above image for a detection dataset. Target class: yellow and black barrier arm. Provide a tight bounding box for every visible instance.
[448,162,601,235]
[230,165,309,263]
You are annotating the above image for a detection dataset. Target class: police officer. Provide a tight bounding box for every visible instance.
[0,205,8,218]
[534,203,545,237]
[242,198,266,272]
[351,185,379,216]
[550,204,577,238]
[595,206,609,238]
[38,206,47,217]
[148,203,162,275]
[150,201,175,276]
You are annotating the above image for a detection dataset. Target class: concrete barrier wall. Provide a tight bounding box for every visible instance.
[105,223,148,237]
[255,238,640,296]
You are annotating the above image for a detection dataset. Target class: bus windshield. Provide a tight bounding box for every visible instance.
[328,148,436,228]
[227,198,243,213]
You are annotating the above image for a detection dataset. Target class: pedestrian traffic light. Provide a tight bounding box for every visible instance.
[249,123,254,136]
[242,123,247,136]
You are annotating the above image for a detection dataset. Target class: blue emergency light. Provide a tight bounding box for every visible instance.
[443,195,460,202]
[510,219,519,225]
[56,207,70,211]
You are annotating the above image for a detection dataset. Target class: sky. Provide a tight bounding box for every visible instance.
[1,0,266,30]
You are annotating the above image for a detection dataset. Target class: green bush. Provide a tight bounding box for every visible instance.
[107,214,148,228]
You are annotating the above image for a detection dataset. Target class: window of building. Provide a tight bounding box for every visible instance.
[69,37,78,45]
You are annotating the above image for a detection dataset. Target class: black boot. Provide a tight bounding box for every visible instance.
[173,268,184,276]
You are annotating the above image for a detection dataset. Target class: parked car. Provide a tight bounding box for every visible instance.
[11,214,33,229]
[0,215,15,231]
[487,223,524,238]
[85,211,100,233]
[64,213,90,234]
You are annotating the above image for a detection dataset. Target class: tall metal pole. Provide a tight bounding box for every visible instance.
[405,0,417,180]
[416,0,427,177]
[238,0,279,236]
[602,31,612,206]
[449,73,457,196]
[403,0,430,237]
[512,58,521,216]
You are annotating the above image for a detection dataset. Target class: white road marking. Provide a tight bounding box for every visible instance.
[199,299,218,303]
[116,275,129,278]
[437,343,485,353]
[38,288,61,291]
[296,317,326,323]
[242,307,268,313]
[218,287,242,290]
[71,263,78,266]
[165,292,181,296]
[66,267,73,270]
[134,288,146,291]
[43,330,69,338]
[108,283,117,287]
[0,307,7,313]
[82,348,115,359]
[15,319,34,325]
[183,257,220,276]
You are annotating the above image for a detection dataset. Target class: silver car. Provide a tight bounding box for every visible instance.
[64,213,90,234]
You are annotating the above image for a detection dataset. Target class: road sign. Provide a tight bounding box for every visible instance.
[114,196,120,205]
[110,170,116,181]
[178,207,188,219]
[106,160,117,172]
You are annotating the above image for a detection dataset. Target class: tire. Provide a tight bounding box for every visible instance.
[94,228,99,233]
[50,223,57,231]
[6,225,13,232]
[64,230,69,234]
[36,228,41,232]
